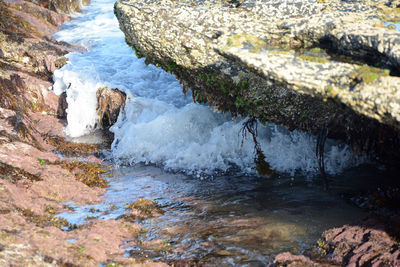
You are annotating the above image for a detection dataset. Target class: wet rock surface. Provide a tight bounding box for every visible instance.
[114,0,400,162]
[96,87,126,128]
[57,91,68,119]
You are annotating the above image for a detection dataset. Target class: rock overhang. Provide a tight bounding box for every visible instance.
[114,0,400,163]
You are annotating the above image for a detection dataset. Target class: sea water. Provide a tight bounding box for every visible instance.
[57,165,371,265]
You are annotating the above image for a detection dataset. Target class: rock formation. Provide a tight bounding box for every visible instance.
[25,0,91,14]
[0,1,161,265]
[321,218,400,266]
[270,217,400,266]
[114,0,400,162]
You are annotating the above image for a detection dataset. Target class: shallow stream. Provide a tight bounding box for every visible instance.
[58,164,378,265]
[52,0,398,265]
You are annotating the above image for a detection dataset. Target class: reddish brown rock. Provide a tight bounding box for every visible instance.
[0,1,151,265]
[24,0,87,14]
[1,1,170,264]
[70,219,140,262]
[30,111,67,137]
[321,218,400,267]
[269,217,400,267]
[4,0,70,28]
[268,252,321,267]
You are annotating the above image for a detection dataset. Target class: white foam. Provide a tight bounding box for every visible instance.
[52,0,364,175]
[111,104,362,176]
[52,0,185,137]
[111,101,255,174]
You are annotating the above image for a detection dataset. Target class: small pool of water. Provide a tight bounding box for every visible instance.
[54,164,396,266]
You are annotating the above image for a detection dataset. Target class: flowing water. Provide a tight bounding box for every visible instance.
[50,0,397,265]
[57,165,375,266]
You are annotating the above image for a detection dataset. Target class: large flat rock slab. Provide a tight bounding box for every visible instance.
[114,0,400,161]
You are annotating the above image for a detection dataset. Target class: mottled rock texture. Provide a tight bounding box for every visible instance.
[25,0,90,14]
[115,0,400,162]
[320,218,400,266]
[268,252,322,267]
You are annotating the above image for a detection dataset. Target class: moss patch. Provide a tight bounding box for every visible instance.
[378,5,400,23]
[267,49,292,55]
[297,47,330,64]
[225,33,267,53]
[54,56,68,69]
[125,37,145,59]
[299,55,329,64]
[350,65,390,84]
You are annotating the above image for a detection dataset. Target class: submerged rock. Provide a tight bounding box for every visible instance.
[114,0,400,162]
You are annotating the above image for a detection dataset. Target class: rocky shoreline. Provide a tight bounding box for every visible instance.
[0,0,166,265]
[1,0,400,266]
[114,0,400,164]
